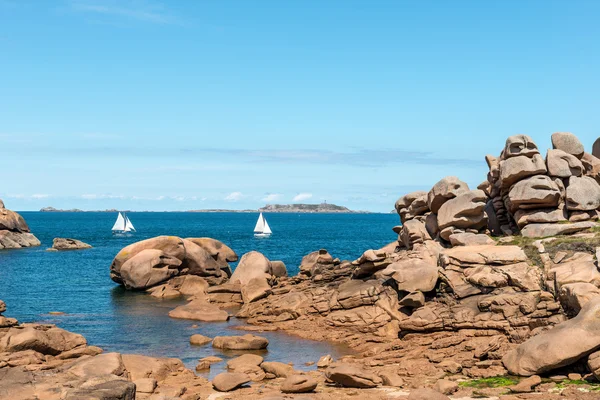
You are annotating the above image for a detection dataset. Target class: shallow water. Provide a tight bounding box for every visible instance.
[0,212,397,375]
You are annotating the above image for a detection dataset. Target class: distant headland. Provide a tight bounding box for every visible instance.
[39,203,368,213]
[189,203,369,213]
[40,207,121,213]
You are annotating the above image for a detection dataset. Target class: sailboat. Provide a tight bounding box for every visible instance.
[253,212,272,237]
[112,212,136,235]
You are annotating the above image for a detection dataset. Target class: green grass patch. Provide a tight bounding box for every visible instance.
[459,376,518,388]
[498,236,544,267]
[543,235,600,260]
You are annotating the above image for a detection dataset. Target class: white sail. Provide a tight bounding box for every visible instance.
[254,213,265,233]
[124,216,136,232]
[262,217,272,234]
[112,213,126,231]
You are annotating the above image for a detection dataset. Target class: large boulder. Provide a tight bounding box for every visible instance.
[548,252,600,289]
[551,132,584,159]
[64,376,135,400]
[395,191,428,223]
[110,236,186,284]
[230,251,272,286]
[427,176,470,213]
[566,176,600,211]
[181,239,223,277]
[241,277,272,303]
[212,372,251,392]
[381,259,439,292]
[0,326,86,355]
[400,219,431,248]
[559,283,600,314]
[212,334,269,350]
[281,374,318,393]
[547,149,584,178]
[506,175,561,213]
[437,190,488,237]
[499,154,547,189]
[168,299,229,322]
[441,245,527,266]
[0,207,30,232]
[513,208,567,228]
[325,364,382,388]
[121,354,184,381]
[119,249,182,290]
[520,221,596,238]
[502,297,600,376]
[185,237,238,266]
[503,134,540,159]
[68,353,126,378]
[0,231,41,249]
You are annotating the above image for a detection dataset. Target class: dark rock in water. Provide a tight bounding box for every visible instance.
[50,238,92,250]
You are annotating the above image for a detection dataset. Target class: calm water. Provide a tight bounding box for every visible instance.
[0,212,397,376]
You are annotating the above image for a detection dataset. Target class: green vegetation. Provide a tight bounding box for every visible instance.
[498,230,600,267]
[543,234,600,260]
[499,236,544,267]
[459,376,518,388]
[554,379,600,391]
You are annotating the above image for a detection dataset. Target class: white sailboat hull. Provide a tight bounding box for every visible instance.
[254,232,271,238]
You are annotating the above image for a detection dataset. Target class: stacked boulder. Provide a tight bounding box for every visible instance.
[110,236,237,291]
[484,133,600,237]
[394,176,488,247]
[0,199,40,249]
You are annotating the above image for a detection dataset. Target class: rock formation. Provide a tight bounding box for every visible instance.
[49,238,92,251]
[0,200,40,249]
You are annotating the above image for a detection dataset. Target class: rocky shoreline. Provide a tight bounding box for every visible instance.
[5,132,600,399]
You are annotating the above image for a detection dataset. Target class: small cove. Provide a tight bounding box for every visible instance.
[0,212,396,377]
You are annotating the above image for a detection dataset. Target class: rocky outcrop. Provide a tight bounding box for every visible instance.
[110,236,237,290]
[502,297,600,376]
[0,200,40,250]
[49,238,92,251]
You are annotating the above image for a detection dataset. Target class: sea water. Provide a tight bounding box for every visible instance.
[0,212,397,377]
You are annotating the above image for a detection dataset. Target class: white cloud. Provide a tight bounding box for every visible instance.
[225,192,243,201]
[31,194,49,199]
[262,193,282,202]
[292,193,312,202]
[81,194,125,200]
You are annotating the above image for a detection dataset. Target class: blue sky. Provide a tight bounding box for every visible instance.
[1,0,600,212]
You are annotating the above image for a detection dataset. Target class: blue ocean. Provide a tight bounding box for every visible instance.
[0,212,397,376]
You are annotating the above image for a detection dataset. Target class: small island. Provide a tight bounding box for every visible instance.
[259,203,365,213]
